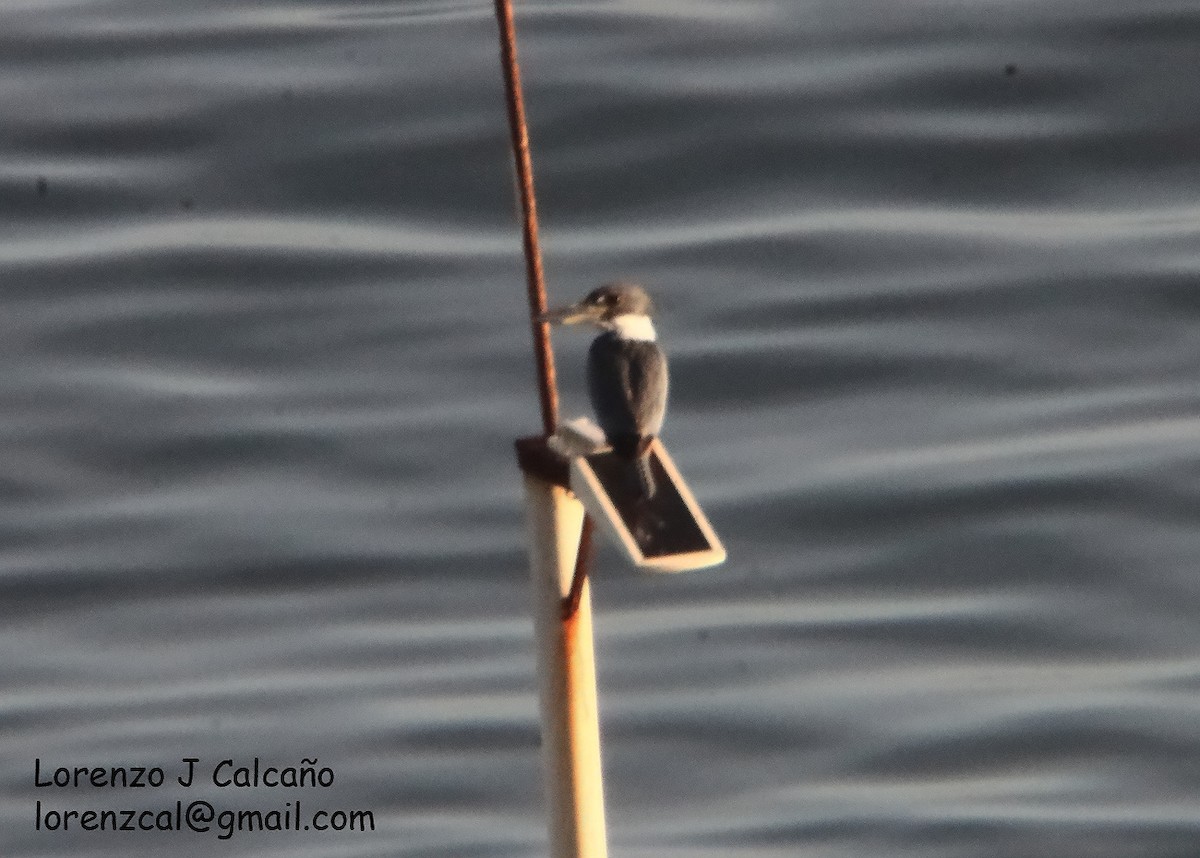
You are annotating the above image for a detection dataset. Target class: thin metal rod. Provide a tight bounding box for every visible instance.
[494,0,559,435]
[561,515,595,620]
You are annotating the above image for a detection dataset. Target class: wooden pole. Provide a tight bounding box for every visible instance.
[523,477,608,858]
[493,1,608,855]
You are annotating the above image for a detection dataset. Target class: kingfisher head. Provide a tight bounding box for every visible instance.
[541,282,656,332]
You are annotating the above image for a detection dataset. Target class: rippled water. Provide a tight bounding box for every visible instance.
[4,1,1200,856]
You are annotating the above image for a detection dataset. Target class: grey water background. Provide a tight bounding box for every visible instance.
[3,0,1200,855]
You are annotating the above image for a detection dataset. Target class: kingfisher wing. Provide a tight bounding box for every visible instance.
[587,334,668,441]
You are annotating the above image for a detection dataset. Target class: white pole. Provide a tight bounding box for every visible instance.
[523,475,609,858]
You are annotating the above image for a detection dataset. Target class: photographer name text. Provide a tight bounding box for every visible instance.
[34,757,336,790]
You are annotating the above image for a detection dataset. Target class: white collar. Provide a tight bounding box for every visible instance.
[607,313,657,342]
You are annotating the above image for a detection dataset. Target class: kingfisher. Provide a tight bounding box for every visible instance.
[542,282,668,498]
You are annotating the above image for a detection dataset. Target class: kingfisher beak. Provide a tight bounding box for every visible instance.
[540,302,600,326]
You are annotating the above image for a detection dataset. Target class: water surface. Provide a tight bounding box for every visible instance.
[3,1,1200,856]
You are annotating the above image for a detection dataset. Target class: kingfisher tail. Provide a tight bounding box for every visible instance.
[635,450,657,499]
[638,453,657,499]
